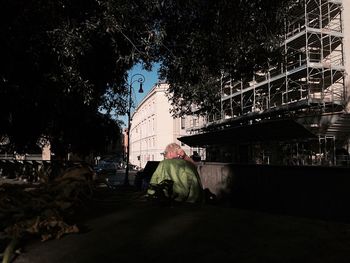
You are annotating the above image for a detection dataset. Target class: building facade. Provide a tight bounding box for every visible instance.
[129,82,201,169]
[181,0,350,166]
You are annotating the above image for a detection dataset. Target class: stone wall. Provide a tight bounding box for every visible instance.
[198,162,350,221]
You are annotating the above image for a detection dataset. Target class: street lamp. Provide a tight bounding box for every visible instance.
[124,73,145,186]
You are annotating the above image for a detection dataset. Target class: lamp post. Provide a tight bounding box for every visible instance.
[124,73,145,186]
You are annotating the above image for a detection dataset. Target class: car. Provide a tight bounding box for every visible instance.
[94,159,119,176]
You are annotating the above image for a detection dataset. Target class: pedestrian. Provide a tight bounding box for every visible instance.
[190,151,201,162]
[163,143,196,165]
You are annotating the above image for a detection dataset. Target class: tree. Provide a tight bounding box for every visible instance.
[0,0,297,155]
[153,0,297,116]
[0,0,157,156]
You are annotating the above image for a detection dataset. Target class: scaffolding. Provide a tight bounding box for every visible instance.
[215,0,345,124]
[184,0,348,166]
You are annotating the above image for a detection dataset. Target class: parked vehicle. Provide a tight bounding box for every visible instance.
[94,159,119,176]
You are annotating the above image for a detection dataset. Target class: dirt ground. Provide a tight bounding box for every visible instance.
[11,186,350,263]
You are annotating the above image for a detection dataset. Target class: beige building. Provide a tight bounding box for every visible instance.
[129,82,198,168]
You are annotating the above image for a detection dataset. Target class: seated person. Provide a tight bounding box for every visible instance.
[190,151,201,162]
[147,143,203,204]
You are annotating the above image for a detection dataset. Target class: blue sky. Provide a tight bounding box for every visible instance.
[127,62,160,105]
[119,63,160,127]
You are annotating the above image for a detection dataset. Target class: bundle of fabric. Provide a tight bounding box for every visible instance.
[147,159,203,204]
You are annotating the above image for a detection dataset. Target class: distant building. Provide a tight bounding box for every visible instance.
[128,82,204,168]
[42,143,51,161]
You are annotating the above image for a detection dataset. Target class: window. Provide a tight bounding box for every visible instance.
[181,117,186,129]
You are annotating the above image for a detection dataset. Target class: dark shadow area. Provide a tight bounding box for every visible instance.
[220,164,350,222]
[6,163,350,263]
[13,186,350,263]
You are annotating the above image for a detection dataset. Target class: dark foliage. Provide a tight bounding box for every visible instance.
[0,0,157,156]
[154,0,296,116]
[0,0,296,155]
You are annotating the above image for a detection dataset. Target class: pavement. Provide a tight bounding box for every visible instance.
[9,185,350,263]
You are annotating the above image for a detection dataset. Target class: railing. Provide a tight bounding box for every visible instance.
[0,154,42,161]
[0,159,92,183]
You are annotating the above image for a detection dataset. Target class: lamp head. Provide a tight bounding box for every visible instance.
[138,83,144,93]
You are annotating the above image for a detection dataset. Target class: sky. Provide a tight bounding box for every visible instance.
[119,62,160,127]
[127,62,160,106]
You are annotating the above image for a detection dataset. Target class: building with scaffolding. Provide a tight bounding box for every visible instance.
[180,0,350,166]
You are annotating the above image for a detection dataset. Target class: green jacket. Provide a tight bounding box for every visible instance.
[147,159,203,203]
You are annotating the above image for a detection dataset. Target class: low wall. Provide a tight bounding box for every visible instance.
[198,162,350,221]
[197,162,233,197]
